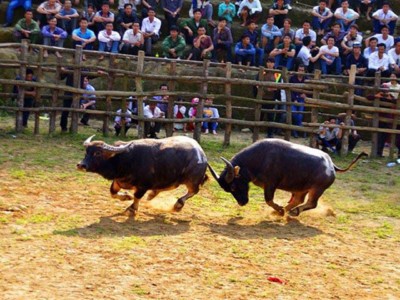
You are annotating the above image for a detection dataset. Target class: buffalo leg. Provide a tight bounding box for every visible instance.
[146,190,160,201]
[284,192,307,214]
[110,181,133,201]
[124,189,147,217]
[264,187,284,216]
[288,189,324,216]
[173,184,199,212]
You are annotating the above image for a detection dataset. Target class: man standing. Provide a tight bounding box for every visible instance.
[144,101,164,138]
[80,76,96,126]
[14,69,36,128]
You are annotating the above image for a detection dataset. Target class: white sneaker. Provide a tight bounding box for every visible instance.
[212,130,217,135]
[287,4,292,10]
[204,129,209,134]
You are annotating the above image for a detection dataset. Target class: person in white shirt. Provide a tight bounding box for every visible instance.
[173,97,187,131]
[365,25,394,52]
[294,20,317,48]
[296,36,321,72]
[333,0,359,31]
[144,101,164,138]
[341,23,362,56]
[114,101,133,136]
[372,2,398,35]
[98,22,121,60]
[237,0,262,26]
[121,21,144,55]
[388,40,400,76]
[311,0,333,36]
[367,43,392,77]
[141,7,162,56]
[319,36,341,75]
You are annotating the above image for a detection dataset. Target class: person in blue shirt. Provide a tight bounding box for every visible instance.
[72,17,96,60]
[235,33,256,66]
[261,14,282,54]
[55,0,79,34]
[41,16,67,58]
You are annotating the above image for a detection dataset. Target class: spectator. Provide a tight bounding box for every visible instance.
[354,0,374,21]
[367,43,391,77]
[116,3,138,37]
[55,0,79,34]
[202,98,219,134]
[213,17,233,63]
[36,0,62,28]
[296,36,322,73]
[318,117,341,153]
[341,23,362,57]
[321,22,345,48]
[261,15,282,54]
[161,25,186,59]
[41,16,67,58]
[13,9,40,44]
[269,34,295,70]
[235,34,255,66]
[80,76,96,126]
[142,0,159,19]
[98,22,121,60]
[189,26,214,61]
[319,36,342,75]
[72,18,97,60]
[173,97,187,131]
[333,0,359,32]
[290,64,308,138]
[81,4,96,32]
[187,97,199,132]
[93,1,115,33]
[344,42,367,95]
[279,18,295,42]
[153,83,169,115]
[180,8,209,46]
[13,69,36,128]
[244,20,264,66]
[385,73,400,99]
[91,0,115,11]
[294,20,317,53]
[336,112,361,153]
[388,40,400,77]
[117,0,140,15]
[162,0,183,31]
[237,0,262,27]
[141,8,161,56]
[311,0,333,36]
[121,21,144,55]
[365,25,394,52]
[363,36,378,60]
[190,0,215,27]
[114,101,133,136]
[3,0,32,27]
[269,0,289,29]
[372,2,398,35]
[144,100,164,138]
[218,0,236,27]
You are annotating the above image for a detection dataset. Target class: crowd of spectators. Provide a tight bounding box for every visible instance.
[3,0,399,74]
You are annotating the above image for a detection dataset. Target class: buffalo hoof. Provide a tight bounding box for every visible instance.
[173,201,184,212]
[118,192,133,201]
[123,206,137,219]
[288,207,300,217]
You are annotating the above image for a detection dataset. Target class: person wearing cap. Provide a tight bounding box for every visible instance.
[367,43,391,77]
[141,8,162,56]
[372,2,398,35]
[235,33,256,66]
[364,25,394,52]
[161,25,186,59]
[189,26,214,61]
[341,23,362,57]
[93,1,115,33]
[344,41,367,95]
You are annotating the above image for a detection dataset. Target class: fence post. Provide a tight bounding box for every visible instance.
[341,64,356,156]
[371,71,381,157]
[136,51,145,138]
[49,57,62,134]
[309,69,321,148]
[166,60,176,137]
[193,59,209,142]
[70,46,83,134]
[103,55,116,136]
[223,62,232,146]
[15,40,28,133]
[34,47,45,135]
[252,67,264,143]
[389,95,400,159]
[282,67,291,141]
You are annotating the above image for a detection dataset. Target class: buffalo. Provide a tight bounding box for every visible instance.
[77,135,208,217]
[208,139,367,216]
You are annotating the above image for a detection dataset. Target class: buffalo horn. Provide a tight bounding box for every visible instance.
[102,142,131,153]
[83,135,96,147]
[207,163,220,181]
[221,157,234,183]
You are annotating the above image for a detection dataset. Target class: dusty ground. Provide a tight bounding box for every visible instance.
[0,132,399,300]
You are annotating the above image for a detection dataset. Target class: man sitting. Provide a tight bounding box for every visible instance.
[41,16,67,58]
[237,0,262,27]
[36,0,62,28]
[93,1,115,33]
[97,22,121,60]
[55,0,79,34]
[319,36,341,75]
[372,2,398,35]
[141,8,162,56]
[333,0,359,32]
[189,26,214,61]
[161,25,186,59]
[235,33,256,66]
[212,17,233,63]
[121,21,144,55]
[13,9,40,44]
[72,17,97,60]
[180,8,209,46]
[116,3,138,37]
[318,117,341,153]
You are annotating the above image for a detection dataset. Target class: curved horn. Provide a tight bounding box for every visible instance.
[102,142,132,153]
[221,157,234,183]
[207,163,220,181]
[83,135,95,147]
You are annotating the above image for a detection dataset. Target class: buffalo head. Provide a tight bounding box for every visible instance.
[77,135,132,173]
[208,157,249,206]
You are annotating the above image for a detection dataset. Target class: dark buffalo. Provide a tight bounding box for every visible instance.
[77,135,208,217]
[208,139,367,216]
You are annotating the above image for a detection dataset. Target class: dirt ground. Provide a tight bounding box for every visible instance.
[0,133,399,299]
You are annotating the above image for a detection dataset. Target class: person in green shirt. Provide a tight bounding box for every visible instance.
[161,25,186,59]
[268,34,296,70]
[180,8,208,45]
[13,9,41,44]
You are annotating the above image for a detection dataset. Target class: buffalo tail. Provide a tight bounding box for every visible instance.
[334,152,368,173]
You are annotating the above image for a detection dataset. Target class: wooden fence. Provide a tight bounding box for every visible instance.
[1,40,400,158]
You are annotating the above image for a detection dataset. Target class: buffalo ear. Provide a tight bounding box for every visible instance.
[234,166,240,178]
